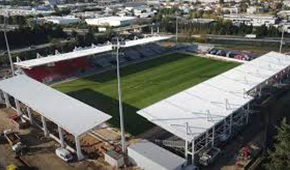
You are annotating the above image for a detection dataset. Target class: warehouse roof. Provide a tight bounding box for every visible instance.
[128,140,186,169]
[14,35,171,69]
[0,75,111,136]
[86,16,136,22]
[137,52,290,142]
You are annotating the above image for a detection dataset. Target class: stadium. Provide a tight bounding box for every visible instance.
[1,33,290,169]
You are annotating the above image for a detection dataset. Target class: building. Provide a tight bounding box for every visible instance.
[85,16,136,27]
[0,7,53,16]
[43,16,80,25]
[223,14,277,27]
[128,140,186,170]
[222,7,240,14]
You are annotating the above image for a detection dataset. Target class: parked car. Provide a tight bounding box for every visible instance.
[55,148,73,162]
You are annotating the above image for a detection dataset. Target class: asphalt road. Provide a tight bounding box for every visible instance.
[163,33,290,44]
[0,39,76,56]
[205,35,290,43]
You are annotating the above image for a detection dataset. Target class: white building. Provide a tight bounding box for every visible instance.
[196,0,242,3]
[73,11,101,18]
[43,16,80,25]
[222,7,240,14]
[277,10,290,19]
[85,16,135,27]
[247,6,258,14]
[0,8,53,16]
[128,140,186,170]
[224,14,277,27]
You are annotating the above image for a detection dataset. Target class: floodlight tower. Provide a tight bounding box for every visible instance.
[176,12,178,43]
[280,26,285,53]
[175,11,181,43]
[3,12,15,76]
[111,37,126,153]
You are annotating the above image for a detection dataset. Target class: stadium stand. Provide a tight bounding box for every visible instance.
[209,49,257,61]
[24,57,90,82]
[21,43,167,84]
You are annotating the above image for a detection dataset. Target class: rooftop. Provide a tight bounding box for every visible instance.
[137,52,290,142]
[128,140,186,169]
[14,35,172,69]
[0,75,112,136]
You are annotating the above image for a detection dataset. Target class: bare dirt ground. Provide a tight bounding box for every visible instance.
[0,107,111,170]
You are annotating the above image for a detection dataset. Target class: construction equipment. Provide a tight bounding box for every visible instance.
[235,143,261,169]
[199,147,221,166]
[6,164,18,170]
[9,113,29,130]
[3,129,26,154]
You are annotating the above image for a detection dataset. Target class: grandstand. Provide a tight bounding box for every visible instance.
[137,51,290,164]
[14,35,170,84]
[10,33,289,167]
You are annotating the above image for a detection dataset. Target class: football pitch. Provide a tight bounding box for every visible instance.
[53,53,239,136]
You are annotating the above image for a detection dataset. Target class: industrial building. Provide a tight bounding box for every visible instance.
[85,16,136,27]
[223,14,277,27]
[0,7,53,16]
[43,16,80,25]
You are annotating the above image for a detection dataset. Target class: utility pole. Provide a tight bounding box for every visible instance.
[3,12,14,76]
[280,26,285,53]
[176,14,178,43]
[112,37,126,153]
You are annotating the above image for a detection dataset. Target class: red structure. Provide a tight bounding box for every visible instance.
[24,58,90,82]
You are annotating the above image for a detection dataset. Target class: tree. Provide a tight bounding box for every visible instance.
[255,24,268,37]
[264,118,290,170]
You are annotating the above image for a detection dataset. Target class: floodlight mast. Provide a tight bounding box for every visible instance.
[3,12,15,76]
[112,37,126,153]
[176,13,178,43]
[280,27,285,53]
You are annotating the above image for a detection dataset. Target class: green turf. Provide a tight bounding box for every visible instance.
[53,53,239,136]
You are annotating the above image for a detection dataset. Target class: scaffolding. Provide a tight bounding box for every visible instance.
[137,51,290,165]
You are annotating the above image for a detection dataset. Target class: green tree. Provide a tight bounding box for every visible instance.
[264,118,290,170]
[255,24,268,37]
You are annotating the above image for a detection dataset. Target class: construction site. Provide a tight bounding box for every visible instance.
[0,32,290,170]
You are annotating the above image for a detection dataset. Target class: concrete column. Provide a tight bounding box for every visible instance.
[15,99,22,115]
[191,140,195,164]
[223,118,227,133]
[151,27,153,34]
[157,27,160,33]
[0,90,4,104]
[229,114,233,135]
[246,103,250,124]
[185,140,188,160]
[58,126,65,148]
[27,107,33,125]
[206,129,209,146]
[41,116,49,137]
[3,92,10,108]
[75,136,84,161]
[212,126,215,147]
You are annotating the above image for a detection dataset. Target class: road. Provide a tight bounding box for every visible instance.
[63,23,153,35]
[0,39,76,56]
[204,34,290,43]
[163,33,290,44]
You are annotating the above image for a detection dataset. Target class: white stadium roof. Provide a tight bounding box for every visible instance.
[137,52,290,142]
[0,75,111,136]
[14,36,171,69]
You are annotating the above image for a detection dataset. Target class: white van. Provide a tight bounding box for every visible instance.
[55,148,73,162]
